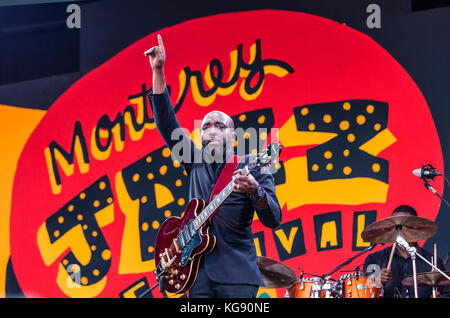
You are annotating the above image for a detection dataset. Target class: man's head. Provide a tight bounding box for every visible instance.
[391,205,418,245]
[200,110,236,161]
[391,205,418,218]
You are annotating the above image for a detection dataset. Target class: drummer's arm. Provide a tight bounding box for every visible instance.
[364,253,395,298]
[437,258,450,298]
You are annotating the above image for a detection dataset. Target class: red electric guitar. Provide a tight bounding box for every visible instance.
[153,143,281,294]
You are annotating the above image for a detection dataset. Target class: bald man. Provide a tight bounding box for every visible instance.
[145,35,282,298]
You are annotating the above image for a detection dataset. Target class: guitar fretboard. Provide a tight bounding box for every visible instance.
[193,165,250,230]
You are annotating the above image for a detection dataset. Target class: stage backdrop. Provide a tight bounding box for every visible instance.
[1,8,448,298]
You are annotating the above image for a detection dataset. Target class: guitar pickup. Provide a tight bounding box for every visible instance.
[177,232,185,248]
[181,228,190,244]
[188,222,196,237]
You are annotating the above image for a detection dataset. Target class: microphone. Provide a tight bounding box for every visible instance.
[412,164,442,179]
[414,164,450,209]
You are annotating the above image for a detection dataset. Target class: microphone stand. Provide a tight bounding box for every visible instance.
[138,282,160,298]
[423,179,450,208]
[321,244,376,282]
[419,164,450,208]
[395,232,450,298]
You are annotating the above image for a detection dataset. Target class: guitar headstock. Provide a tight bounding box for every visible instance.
[248,142,282,172]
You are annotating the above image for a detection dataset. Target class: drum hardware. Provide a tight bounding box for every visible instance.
[287,271,383,299]
[402,271,450,298]
[394,229,450,298]
[299,271,322,278]
[361,215,437,244]
[320,245,377,286]
[321,280,335,298]
[257,256,297,289]
[311,280,322,298]
[394,287,403,298]
[295,269,323,281]
[396,232,419,298]
[339,271,383,298]
[340,264,364,273]
[259,216,446,299]
[288,276,320,298]
[357,284,366,290]
[288,245,377,298]
[402,271,450,286]
[361,215,447,298]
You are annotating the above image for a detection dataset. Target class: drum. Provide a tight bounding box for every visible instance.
[288,277,323,298]
[321,279,340,298]
[339,272,382,298]
[288,277,339,298]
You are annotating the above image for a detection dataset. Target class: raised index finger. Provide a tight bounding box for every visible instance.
[157,34,165,54]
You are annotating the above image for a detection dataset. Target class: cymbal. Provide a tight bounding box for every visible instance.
[257,256,296,288]
[402,271,450,286]
[361,215,437,244]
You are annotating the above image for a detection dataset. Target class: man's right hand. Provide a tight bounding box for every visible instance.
[380,268,393,284]
[144,34,166,71]
[144,34,166,94]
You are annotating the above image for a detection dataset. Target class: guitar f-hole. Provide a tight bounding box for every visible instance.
[164,225,179,235]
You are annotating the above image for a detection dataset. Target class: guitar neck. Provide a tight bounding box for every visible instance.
[193,165,250,231]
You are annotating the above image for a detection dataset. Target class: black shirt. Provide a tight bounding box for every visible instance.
[363,245,450,298]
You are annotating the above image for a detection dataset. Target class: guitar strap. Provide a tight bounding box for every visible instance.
[207,154,242,222]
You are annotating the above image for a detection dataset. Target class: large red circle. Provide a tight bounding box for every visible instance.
[10,10,443,297]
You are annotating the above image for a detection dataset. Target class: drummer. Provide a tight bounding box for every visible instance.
[363,205,450,298]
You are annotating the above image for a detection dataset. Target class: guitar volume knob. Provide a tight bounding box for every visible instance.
[180,274,186,280]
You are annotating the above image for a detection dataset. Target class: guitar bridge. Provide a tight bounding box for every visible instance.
[158,248,173,272]
[180,232,201,267]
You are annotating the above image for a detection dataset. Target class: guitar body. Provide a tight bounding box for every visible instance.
[154,198,216,294]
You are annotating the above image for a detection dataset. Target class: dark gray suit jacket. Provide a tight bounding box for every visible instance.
[148,89,282,285]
